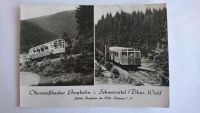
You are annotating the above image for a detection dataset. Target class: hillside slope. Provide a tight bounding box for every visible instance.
[27,10,78,38]
[20,21,58,53]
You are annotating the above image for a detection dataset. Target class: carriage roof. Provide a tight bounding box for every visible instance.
[109,47,140,52]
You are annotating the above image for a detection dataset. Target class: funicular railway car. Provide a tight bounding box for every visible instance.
[29,39,65,60]
[109,47,141,67]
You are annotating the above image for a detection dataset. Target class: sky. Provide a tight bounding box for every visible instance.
[20,5,78,20]
[20,4,166,22]
[94,3,166,24]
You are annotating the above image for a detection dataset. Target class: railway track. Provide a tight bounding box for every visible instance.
[113,64,162,86]
[129,70,162,86]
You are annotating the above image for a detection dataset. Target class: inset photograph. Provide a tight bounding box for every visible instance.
[95,4,169,86]
[20,5,94,86]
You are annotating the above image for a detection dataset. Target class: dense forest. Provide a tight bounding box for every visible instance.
[95,7,169,85]
[96,7,167,56]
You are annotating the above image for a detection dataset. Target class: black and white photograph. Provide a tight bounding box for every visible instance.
[95,4,169,86]
[20,5,94,86]
[3,0,200,111]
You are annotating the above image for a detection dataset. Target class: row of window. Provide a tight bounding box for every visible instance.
[110,51,119,57]
[31,41,65,54]
[122,52,141,58]
[110,51,141,58]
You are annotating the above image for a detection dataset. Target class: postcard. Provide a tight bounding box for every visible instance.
[20,4,169,107]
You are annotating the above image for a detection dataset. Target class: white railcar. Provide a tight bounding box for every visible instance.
[29,39,65,59]
[109,47,141,67]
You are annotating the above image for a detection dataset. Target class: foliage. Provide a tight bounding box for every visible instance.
[104,62,113,71]
[95,65,104,77]
[76,5,94,37]
[155,49,169,86]
[63,56,75,73]
[62,32,73,54]
[112,69,120,78]
[73,5,94,53]
[95,8,167,58]
[71,5,94,74]
[73,53,94,74]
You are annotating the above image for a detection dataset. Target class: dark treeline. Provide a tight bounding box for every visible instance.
[96,7,167,57]
[95,7,169,85]
[73,5,94,54]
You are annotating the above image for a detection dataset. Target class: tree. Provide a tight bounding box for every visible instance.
[62,32,71,44]
[74,6,94,53]
[76,5,94,37]
[72,6,94,74]
[62,32,72,54]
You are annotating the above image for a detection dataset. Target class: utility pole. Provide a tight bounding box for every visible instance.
[104,43,106,63]
[133,44,135,58]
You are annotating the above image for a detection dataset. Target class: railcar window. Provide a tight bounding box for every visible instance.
[128,52,134,57]
[122,52,127,57]
[115,52,118,57]
[44,46,48,50]
[135,52,141,58]
[33,49,36,54]
[54,44,58,49]
[58,43,62,48]
[37,49,40,53]
[41,47,44,52]
[62,42,65,48]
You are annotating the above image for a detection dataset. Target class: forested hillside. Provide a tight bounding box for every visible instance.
[27,10,78,38]
[20,21,58,53]
[95,8,167,57]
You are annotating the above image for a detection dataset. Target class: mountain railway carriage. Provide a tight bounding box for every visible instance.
[109,47,141,67]
[29,39,65,60]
